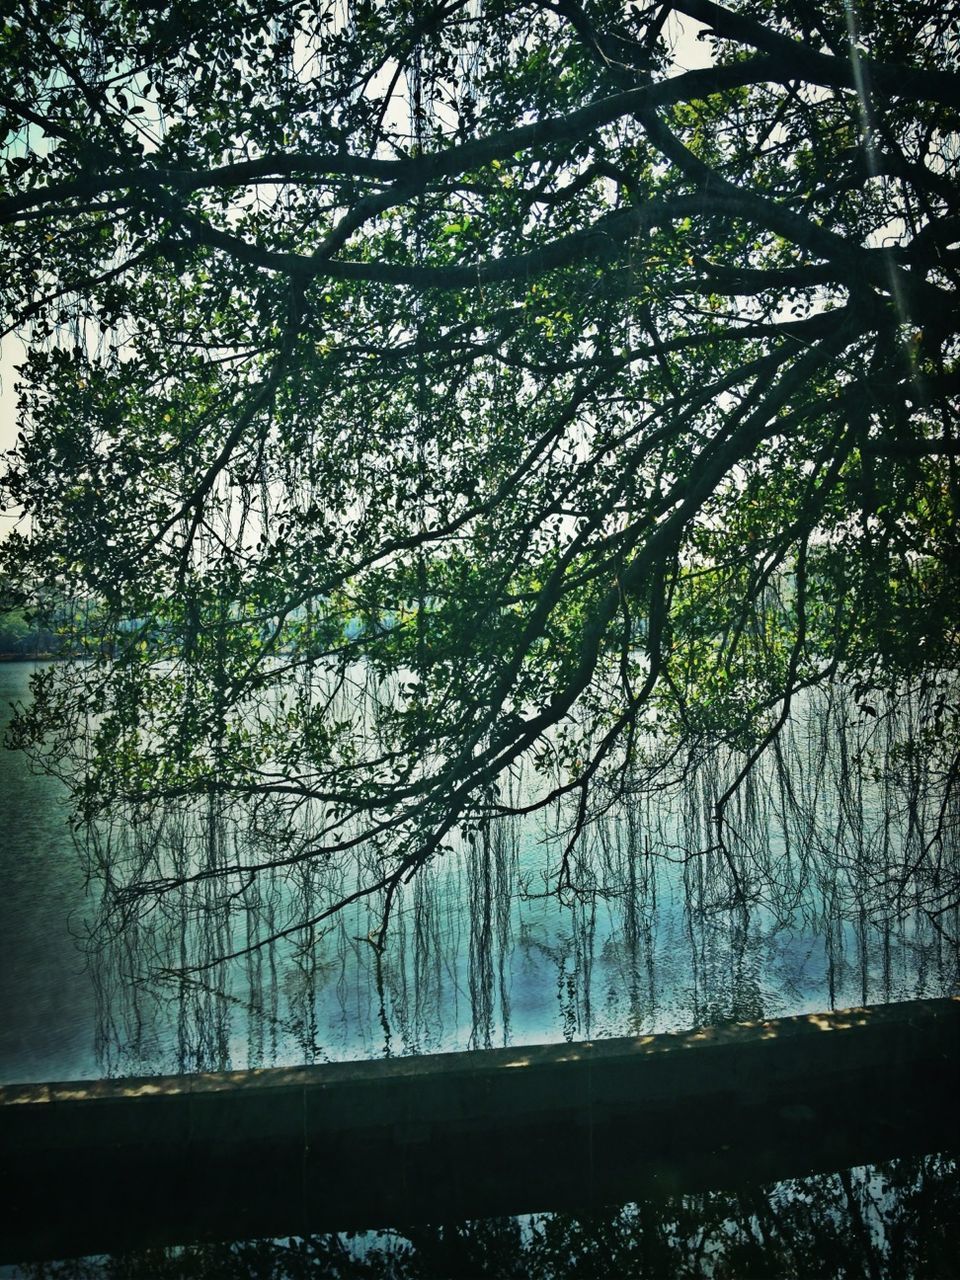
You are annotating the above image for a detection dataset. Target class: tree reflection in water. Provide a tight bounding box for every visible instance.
[83,682,958,1078]
[18,1153,959,1279]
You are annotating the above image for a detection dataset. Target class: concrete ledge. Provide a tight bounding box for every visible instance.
[2,997,958,1263]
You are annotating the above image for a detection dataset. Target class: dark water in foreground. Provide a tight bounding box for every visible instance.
[6,1152,958,1279]
[0,662,958,1085]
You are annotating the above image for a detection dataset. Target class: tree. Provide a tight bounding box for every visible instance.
[1,0,958,960]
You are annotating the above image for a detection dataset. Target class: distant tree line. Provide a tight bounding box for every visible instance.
[0,607,59,659]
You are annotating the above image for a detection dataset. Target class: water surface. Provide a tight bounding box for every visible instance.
[0,662,956,1084]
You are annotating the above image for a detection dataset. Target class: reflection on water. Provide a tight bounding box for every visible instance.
[1,663,958,1082]
[0,665,98,1084]
[11,1152,959,1279]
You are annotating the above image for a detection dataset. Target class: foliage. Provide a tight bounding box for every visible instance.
[0,605,60,655]
[0,606,31,652]
[1,0,958,950]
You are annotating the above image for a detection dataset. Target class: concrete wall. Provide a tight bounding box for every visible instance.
[2,997,958,1262]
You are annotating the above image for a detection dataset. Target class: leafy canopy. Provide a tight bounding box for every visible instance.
[1,0,958,943]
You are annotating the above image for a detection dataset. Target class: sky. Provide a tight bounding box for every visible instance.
[0,337,20,453]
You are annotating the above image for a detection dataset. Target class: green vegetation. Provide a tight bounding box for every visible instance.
[0,0,957,949]
[0,607,31,655]
[0,607,58,657]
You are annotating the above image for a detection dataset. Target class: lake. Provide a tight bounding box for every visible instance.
[1,661,956,1085]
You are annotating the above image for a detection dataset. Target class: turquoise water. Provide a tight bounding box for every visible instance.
[0,664,98,1083]
[0,662,957,1084]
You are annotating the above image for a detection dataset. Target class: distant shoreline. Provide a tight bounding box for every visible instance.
[0,653,62,662]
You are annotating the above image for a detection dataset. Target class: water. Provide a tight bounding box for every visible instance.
[0,664,99,1083]
[0,662,957,1085]
[6,1153,959,1279]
